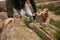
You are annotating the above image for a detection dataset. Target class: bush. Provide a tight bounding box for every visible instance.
[37,4,46,10]
[55,6,60,10]
[24,18,30,27]
[55,8,60,15]
[54,30,60,40]
[38,5,42,9]
[50,18,60,28]
[46,3,57,11]
[35,0,40,3]
[37,3,60,12]
[37,3,56,11]
[34,29,45,37]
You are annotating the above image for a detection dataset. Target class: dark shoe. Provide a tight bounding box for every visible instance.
[19,16,22,19]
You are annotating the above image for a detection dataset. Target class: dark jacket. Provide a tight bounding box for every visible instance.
[6,0,37,18]
[14,0,26,10]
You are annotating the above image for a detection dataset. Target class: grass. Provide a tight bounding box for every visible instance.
[54,30,60,40]
[55,8,60,15]
[34,29,45,38]
[50,18,60,28]
[37,4,60,15]
[24,18,30,27]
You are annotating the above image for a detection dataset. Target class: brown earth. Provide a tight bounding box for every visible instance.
[0,12,41,40]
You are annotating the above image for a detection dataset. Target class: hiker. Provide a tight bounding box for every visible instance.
[40,8,50,26]
[4,0,38,26]
[36,8,50,26]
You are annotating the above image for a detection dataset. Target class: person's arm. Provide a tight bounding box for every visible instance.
[29,0,38,13]
[45,13,50,24]
[30,0,38,20]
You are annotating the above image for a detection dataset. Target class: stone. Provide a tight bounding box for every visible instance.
[0,19,41,40]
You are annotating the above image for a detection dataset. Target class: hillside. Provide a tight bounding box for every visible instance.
[0,12,41,40]
[0,0,60,40]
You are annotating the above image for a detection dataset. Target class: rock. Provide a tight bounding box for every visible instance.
[0,19,41,40]
[0,1,6,12]
[29,22,41,29]
[0,15,6,21]
[0,12,7,22]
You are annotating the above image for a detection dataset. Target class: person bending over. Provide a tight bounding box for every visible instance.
[4,0,38,26]
[36,8,50,26]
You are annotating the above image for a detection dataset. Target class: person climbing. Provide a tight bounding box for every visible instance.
[36,8,50,26]
[4,0,38,26]
[41,8,50,26]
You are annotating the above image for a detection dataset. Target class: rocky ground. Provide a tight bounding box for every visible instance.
[0,12,42,40]
[0,1,60,40]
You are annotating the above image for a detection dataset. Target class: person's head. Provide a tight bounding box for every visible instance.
[43,8,49,14]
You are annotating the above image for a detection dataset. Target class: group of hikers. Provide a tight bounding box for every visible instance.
[3,0,50,27]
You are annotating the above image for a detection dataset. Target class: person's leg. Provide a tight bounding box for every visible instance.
[45,18,50,26]
[33,14,36,20]
[6,0,14,18]
[16,9,22,18]
[23,4,33,22]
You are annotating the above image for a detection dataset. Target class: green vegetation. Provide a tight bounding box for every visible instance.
[35,0,40,3]
[24,18,30,27]
[46,3,56,11]
[24,18,45,38]
[50,18,60,28]
[37,3,57,11]
[37,4,46,10]
[54,30,60,40]
[37,3,60,15]
[34,29,45,38]
[55,8,60,15]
